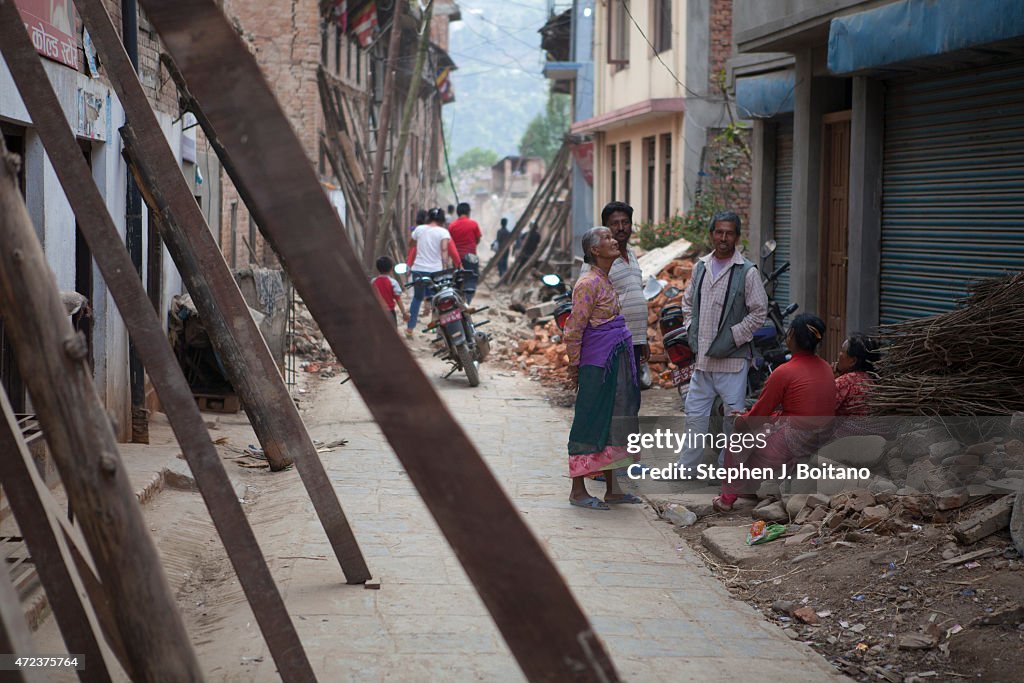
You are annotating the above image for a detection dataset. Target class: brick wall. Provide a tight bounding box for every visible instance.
[708,0,733,94]
[216,0,324,266]
[704,127,752,231]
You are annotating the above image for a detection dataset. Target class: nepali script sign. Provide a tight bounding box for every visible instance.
[16,0,79,70]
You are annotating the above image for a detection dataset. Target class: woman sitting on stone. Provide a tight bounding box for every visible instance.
[563,227,641,510]
[833,333,880,416]
[713,314,836,512]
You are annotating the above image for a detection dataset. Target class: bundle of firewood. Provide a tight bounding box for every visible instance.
[868,272,1024,415]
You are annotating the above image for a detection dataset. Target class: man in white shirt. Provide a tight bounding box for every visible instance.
[405,207,452,338]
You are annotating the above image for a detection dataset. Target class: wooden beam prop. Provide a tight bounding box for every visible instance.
[0,135,202,680]
[480,142,571,284]
[0,12,315,681]
[76,0,371,583]
[0,545,44,683]
[362,4,404,268]
[136,2,620,680]
[0,392,115,682]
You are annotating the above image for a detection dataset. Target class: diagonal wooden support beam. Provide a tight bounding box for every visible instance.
[0,391,117,682]
[74,0,369,584]
[0,9,316,681]
[0,546,44,683]
[0,130,201,680]
[137,2,621,680]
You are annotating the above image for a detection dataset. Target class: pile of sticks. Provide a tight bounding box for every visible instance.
[868,272,1024,415]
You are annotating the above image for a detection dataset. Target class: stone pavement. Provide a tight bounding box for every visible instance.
[169,340,847,682]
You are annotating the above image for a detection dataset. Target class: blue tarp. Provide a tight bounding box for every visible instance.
[829,0,1024,74]
[735,72,795,119]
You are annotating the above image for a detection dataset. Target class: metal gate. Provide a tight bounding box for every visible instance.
[772,121,794,307]
[881,60,1024,323]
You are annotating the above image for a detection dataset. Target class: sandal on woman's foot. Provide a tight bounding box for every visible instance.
[605,493,643,505]
[570,495,610,510]
[404,328,414,339]
[712,495,734,513]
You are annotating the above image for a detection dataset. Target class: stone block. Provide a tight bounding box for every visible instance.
[860,505,890,527]
[900,427,949,459]
[785,494,809,519]
[935,488,970,511]
[987,478,1024,495]
[867,477,898,497]
[752,501,788,523]
[700,525,786,568]
[966,441,998,456]
[885,458,909,481]
[928,440,962,463]
[817,435,886,468]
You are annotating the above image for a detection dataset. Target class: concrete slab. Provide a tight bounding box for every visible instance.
[701,524,787,567]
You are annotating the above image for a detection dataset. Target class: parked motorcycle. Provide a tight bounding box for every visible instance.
[407,268,490,387]
[745,240,799,407]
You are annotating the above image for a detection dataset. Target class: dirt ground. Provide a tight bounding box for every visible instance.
[663,500,1024,683]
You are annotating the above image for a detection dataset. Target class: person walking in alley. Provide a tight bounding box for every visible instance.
[677,211,768,470]
[405,207,455,339]
[563,227,642,510]
[448,202,482,304]
[582,201,649,392]
[371,256,409,327]
[492,217,512,277]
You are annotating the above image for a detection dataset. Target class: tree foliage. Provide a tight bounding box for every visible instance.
[453,146,500,173]
[518,91,570,164]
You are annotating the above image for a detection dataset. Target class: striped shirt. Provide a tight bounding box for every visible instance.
[581,246,647,346]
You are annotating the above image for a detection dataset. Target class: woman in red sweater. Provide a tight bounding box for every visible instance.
[714,314,836,511]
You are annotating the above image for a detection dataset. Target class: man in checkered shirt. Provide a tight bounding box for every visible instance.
[676,211,768,470]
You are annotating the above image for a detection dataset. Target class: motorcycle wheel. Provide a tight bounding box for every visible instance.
[457,343,480,387]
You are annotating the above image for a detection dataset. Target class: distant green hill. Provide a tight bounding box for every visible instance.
[446,0,549,160]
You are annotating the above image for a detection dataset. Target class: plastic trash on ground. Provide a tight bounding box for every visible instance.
[663,503,697,527]
[746,519,786,545]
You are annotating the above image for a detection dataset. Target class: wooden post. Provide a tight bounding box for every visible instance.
[0,392,115,682]
[0,137,202,682]
[362,4,405,268]
[376,0,434,256]
[0,553,44,683]
[0,11,316,680]
[136,3,621,680]
[78,0,369,582]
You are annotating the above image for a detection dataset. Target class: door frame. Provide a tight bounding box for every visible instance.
[817,110,852,362]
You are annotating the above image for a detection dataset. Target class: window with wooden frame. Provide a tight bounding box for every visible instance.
[661,134,672,219]
[620,141,631,205]
[608,144,617,200]
[607,0,629,67]
[644,136,656,221]
[652,0,672,54]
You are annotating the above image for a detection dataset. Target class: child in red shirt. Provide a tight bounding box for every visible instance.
[371,256,408,326]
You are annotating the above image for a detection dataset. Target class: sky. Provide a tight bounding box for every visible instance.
[444,0,553,160]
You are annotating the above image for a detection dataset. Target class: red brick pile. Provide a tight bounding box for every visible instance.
[511,259,693,388]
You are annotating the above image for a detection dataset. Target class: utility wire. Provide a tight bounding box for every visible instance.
[619,0,723,102]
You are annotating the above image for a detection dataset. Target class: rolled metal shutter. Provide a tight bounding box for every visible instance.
[772,122,794,307]
[881,60,1024,324]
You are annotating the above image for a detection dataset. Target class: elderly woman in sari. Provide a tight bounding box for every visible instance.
[713,314,836,512]
[563,227,642,510]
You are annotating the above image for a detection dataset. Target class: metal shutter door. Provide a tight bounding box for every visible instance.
[881,60,1024,324]
[772,122,794,307]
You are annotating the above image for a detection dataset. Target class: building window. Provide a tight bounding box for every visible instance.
[346,39,353,80]
[620,142,631,205]
[653,0,672,54]
[334,25,342,74]
[356,45,362,85]
[644,137,656,222]
[607,0,629,67]
[662,134,672,219]
[608,145,617,200]
[320,23,329,66]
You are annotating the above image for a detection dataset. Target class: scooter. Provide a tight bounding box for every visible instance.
[745,240,799,407]
[401,265,490,387]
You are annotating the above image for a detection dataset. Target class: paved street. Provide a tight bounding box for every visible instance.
[159,330,846,682]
